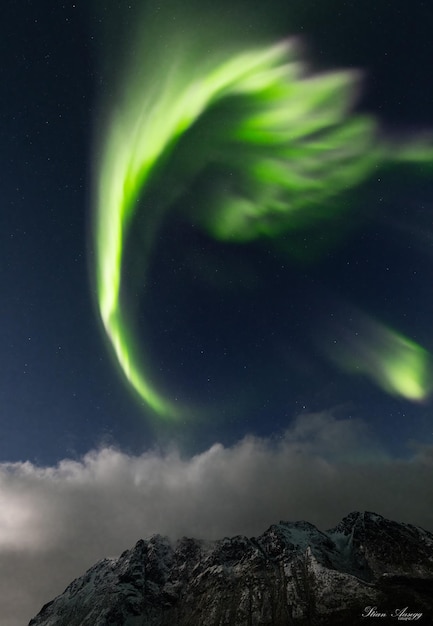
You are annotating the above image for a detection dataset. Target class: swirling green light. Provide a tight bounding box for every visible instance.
[323,316,433,402]
[93,25,433,418]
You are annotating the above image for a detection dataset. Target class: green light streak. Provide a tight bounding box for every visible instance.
[93,22,433,418]
[95,42,304,418]
[324,317,432,402]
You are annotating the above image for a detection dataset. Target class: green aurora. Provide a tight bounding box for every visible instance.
[93,22,433,420]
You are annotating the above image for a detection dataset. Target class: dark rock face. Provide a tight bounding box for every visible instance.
[29,512,433,625]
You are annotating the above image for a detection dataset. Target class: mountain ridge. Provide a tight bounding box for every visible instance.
[29,511,433,625]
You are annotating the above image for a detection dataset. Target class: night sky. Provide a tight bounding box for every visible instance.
[2,0,432,464]
[1,2,433,624]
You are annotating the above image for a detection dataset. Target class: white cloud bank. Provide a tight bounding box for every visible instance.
[1,411,432,626]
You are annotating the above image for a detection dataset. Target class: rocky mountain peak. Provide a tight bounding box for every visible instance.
[29,511,433,626]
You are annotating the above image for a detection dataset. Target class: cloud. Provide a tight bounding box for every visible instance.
[1,411,432,626]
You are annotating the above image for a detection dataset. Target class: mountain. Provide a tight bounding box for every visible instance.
[29,511,433,625]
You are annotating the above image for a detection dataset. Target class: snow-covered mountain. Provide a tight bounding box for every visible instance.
[29,511,433,625]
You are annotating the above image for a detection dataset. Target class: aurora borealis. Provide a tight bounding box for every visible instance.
[94,11,433,421]
[1,0,432,461]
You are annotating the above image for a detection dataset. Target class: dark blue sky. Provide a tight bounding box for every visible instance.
[1,0,433,465]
